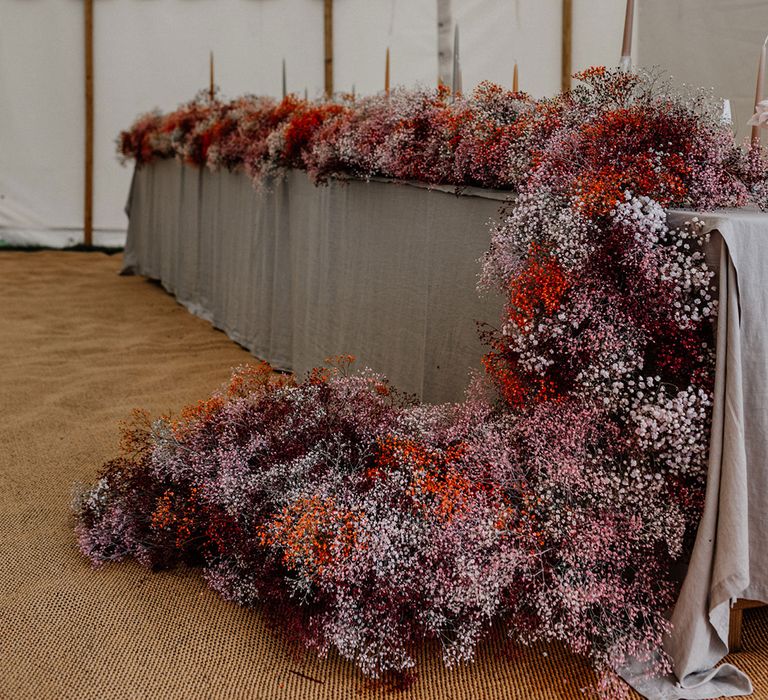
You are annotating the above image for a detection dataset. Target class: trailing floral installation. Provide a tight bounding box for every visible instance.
[117,69,766,203]
[78,68,768,697]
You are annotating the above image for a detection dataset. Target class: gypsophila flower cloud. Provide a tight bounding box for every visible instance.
[77,67,768,698]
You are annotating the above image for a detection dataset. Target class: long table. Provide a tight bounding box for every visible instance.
[123,160,503,404]
[124,162,768,700]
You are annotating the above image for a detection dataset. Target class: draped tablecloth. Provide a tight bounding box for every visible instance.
[623,210,768,699]
[123,162,768,699]
[122,160,503,404]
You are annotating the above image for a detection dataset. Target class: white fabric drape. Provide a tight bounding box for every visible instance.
[636,0,768,145]
[1,0,629,245]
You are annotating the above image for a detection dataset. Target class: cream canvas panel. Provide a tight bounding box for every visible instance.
[1,0,629,243]
[637,0,768,144]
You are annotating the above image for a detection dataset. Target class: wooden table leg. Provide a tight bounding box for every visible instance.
[729,599,765,652]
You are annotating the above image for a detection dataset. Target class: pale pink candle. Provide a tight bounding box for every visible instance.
[620,0,634,70]
[752,37,767,147]
[209,51,215,101]
[385,47,390,96]
[452,24,460,97]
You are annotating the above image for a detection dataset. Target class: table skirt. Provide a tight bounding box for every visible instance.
[123,161,504,404]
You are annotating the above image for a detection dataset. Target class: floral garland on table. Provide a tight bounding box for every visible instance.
[117,68,767,203]
[80,68,768,697]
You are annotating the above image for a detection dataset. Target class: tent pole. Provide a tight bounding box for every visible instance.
[561,0,572,93]
[84,0,94,248]
[324,0,333,96]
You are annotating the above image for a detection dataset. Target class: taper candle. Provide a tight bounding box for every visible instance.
[513,62,519,92]
[620,0,634,71]
[751,36,768,147]
[385,47,390,96]
[452,24,460,98]
[209,51,215,101]
[721,99,732,126]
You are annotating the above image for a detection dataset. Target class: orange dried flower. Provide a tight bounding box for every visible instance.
[507,242,568,330]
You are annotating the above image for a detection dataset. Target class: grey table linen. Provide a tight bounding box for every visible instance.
[124,163,768,699]
[123,160,503,404]
[623,210,768,699]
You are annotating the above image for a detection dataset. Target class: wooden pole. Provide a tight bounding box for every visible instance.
[324,0,333,96]
[83,0,94,248]
[561,0,572,93]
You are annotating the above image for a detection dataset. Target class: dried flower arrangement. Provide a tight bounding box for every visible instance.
[85,68,768,697]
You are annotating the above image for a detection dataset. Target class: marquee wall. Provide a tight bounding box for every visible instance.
[1,0,757,247]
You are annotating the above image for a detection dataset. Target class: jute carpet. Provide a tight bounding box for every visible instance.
[0,251,764,700]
